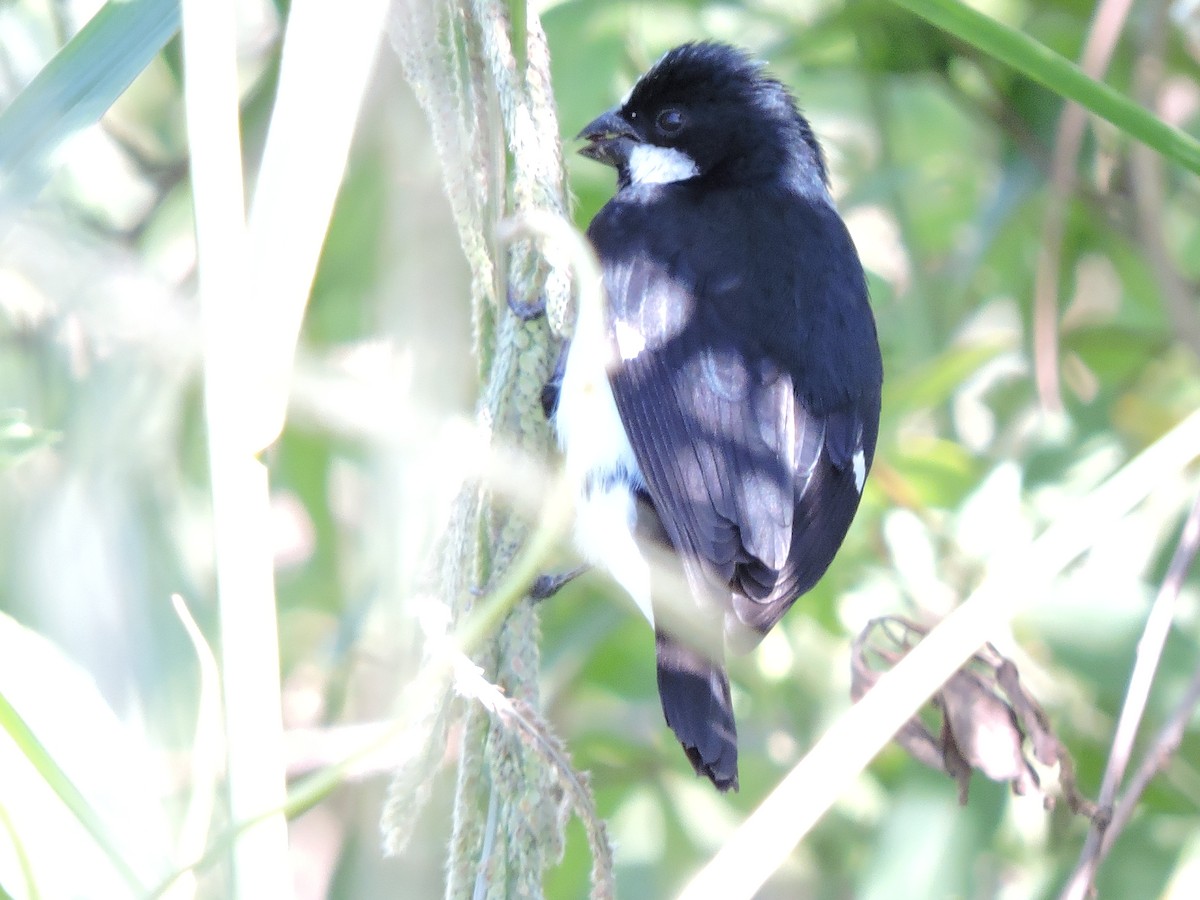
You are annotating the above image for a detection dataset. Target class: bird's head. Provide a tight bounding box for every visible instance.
[578,42,828,192]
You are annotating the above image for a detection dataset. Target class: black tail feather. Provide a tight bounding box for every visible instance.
[655,630,739,791]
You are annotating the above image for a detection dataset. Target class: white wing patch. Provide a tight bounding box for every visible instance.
[614,319,647,360]
[627,144,699,186]
[852,448,866,493]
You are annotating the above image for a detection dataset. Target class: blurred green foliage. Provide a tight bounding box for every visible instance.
[1,0,1200,898]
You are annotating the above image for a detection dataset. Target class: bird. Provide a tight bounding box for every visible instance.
[542,41,882,792]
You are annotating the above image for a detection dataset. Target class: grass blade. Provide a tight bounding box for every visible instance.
[888,0,1200,175]
[0,0,181,216]
[0,691,144,894]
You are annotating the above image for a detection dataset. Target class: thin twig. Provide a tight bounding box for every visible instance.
[1127,1,1200,358]
[1101,662,1200,855]
[1032,0,1135,413]
[1061,489,1200,899]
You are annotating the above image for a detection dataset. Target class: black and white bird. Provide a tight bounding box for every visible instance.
[543,42,882,791]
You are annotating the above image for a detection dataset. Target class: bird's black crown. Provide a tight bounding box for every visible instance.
[620,41,828,187]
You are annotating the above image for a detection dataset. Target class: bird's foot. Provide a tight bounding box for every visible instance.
[529,565,589,601]
[507,287,546,321]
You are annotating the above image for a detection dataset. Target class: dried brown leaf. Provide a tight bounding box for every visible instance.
[851,615,1097,817]
[938,670,1039,796]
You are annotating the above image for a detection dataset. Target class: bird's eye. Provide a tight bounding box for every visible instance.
[656,108,685,135]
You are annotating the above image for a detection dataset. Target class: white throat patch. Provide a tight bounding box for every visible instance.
[627,144,699,185]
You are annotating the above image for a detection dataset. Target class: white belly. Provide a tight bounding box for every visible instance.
[554,308,653,625]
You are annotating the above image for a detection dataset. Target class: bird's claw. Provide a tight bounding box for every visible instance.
[507,287,547,321]
[529,566,589,602]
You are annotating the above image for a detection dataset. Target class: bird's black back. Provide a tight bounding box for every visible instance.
[589,176,881,637]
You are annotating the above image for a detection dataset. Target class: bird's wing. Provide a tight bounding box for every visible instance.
[593,194,881,642]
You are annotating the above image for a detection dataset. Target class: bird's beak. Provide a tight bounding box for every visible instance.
[577,108,637,168]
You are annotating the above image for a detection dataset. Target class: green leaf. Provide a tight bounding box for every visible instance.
[0,0,181,216]
[891,437,983,508]
[0,411,59,468]
[887,0,1200,175]
[0,686,144,894]
[0,800,38,900]
[884,342,1010,414]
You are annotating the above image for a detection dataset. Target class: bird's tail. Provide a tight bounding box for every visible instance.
[655,629,739,791]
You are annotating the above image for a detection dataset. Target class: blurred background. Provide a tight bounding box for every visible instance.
[2,0,1200,897]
